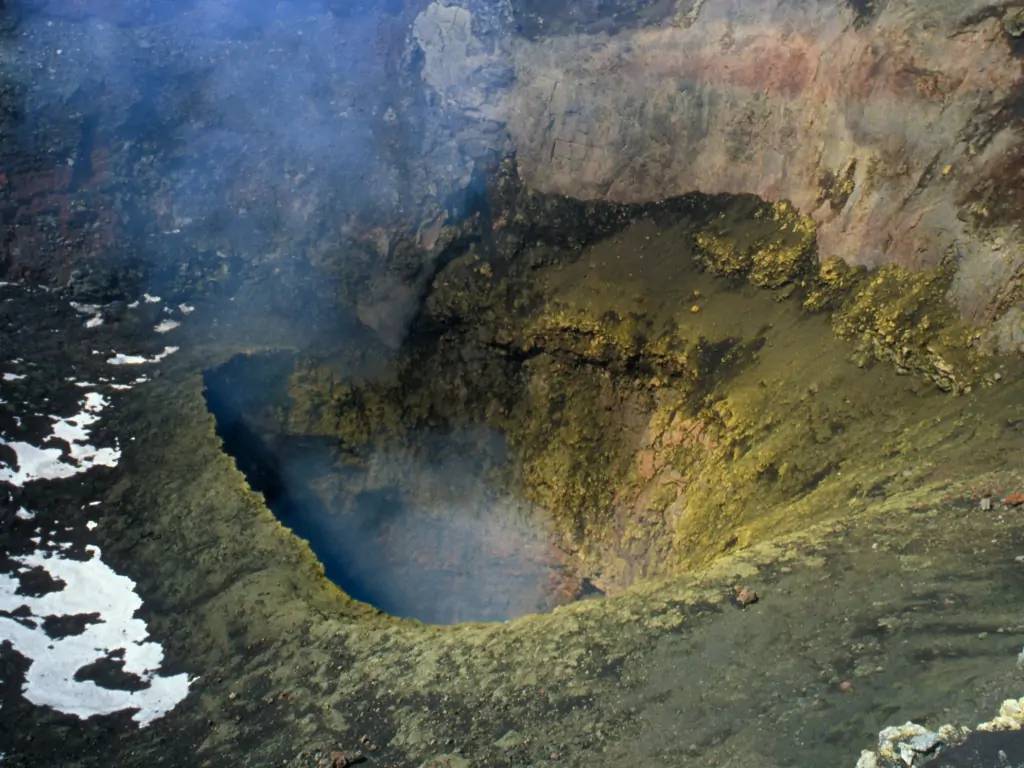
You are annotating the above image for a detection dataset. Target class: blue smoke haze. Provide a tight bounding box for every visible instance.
[1,0,447,318]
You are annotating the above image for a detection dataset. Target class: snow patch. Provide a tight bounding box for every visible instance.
[83,393,106,413]
[106,347,178,366]
[70,302,105,329]
[0,442,83,485]
[0,545,191,726]
[153,320,180,334]
[3,373,26,382]
[69,302,100,315]
[142,294,161,304]
[0,393,121,487]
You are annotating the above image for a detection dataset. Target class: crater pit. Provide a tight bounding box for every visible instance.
[204,353,594,624]
[204,188,1021,623]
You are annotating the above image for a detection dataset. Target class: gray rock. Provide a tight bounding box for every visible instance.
[907,731,942,755]
[418,756,471,768]
[1004,9,1024,37]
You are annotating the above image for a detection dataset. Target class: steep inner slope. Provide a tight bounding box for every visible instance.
[204,188,1024,617]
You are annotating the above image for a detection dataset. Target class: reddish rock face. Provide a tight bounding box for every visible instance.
[414,0,1024,344]
[2,149,116,282]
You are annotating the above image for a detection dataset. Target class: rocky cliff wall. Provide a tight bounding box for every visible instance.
[413,0,1024,352]
[4,1,1023,355]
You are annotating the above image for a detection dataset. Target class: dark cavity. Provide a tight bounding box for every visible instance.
[203,352,593,625]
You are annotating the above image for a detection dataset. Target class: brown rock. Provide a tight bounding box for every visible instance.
[636,449,657,481]
[328,751,364,768]
[734,586,759,607]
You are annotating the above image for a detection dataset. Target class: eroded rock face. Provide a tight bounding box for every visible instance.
[5,0,1023,354]
[412,0,1024,345]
